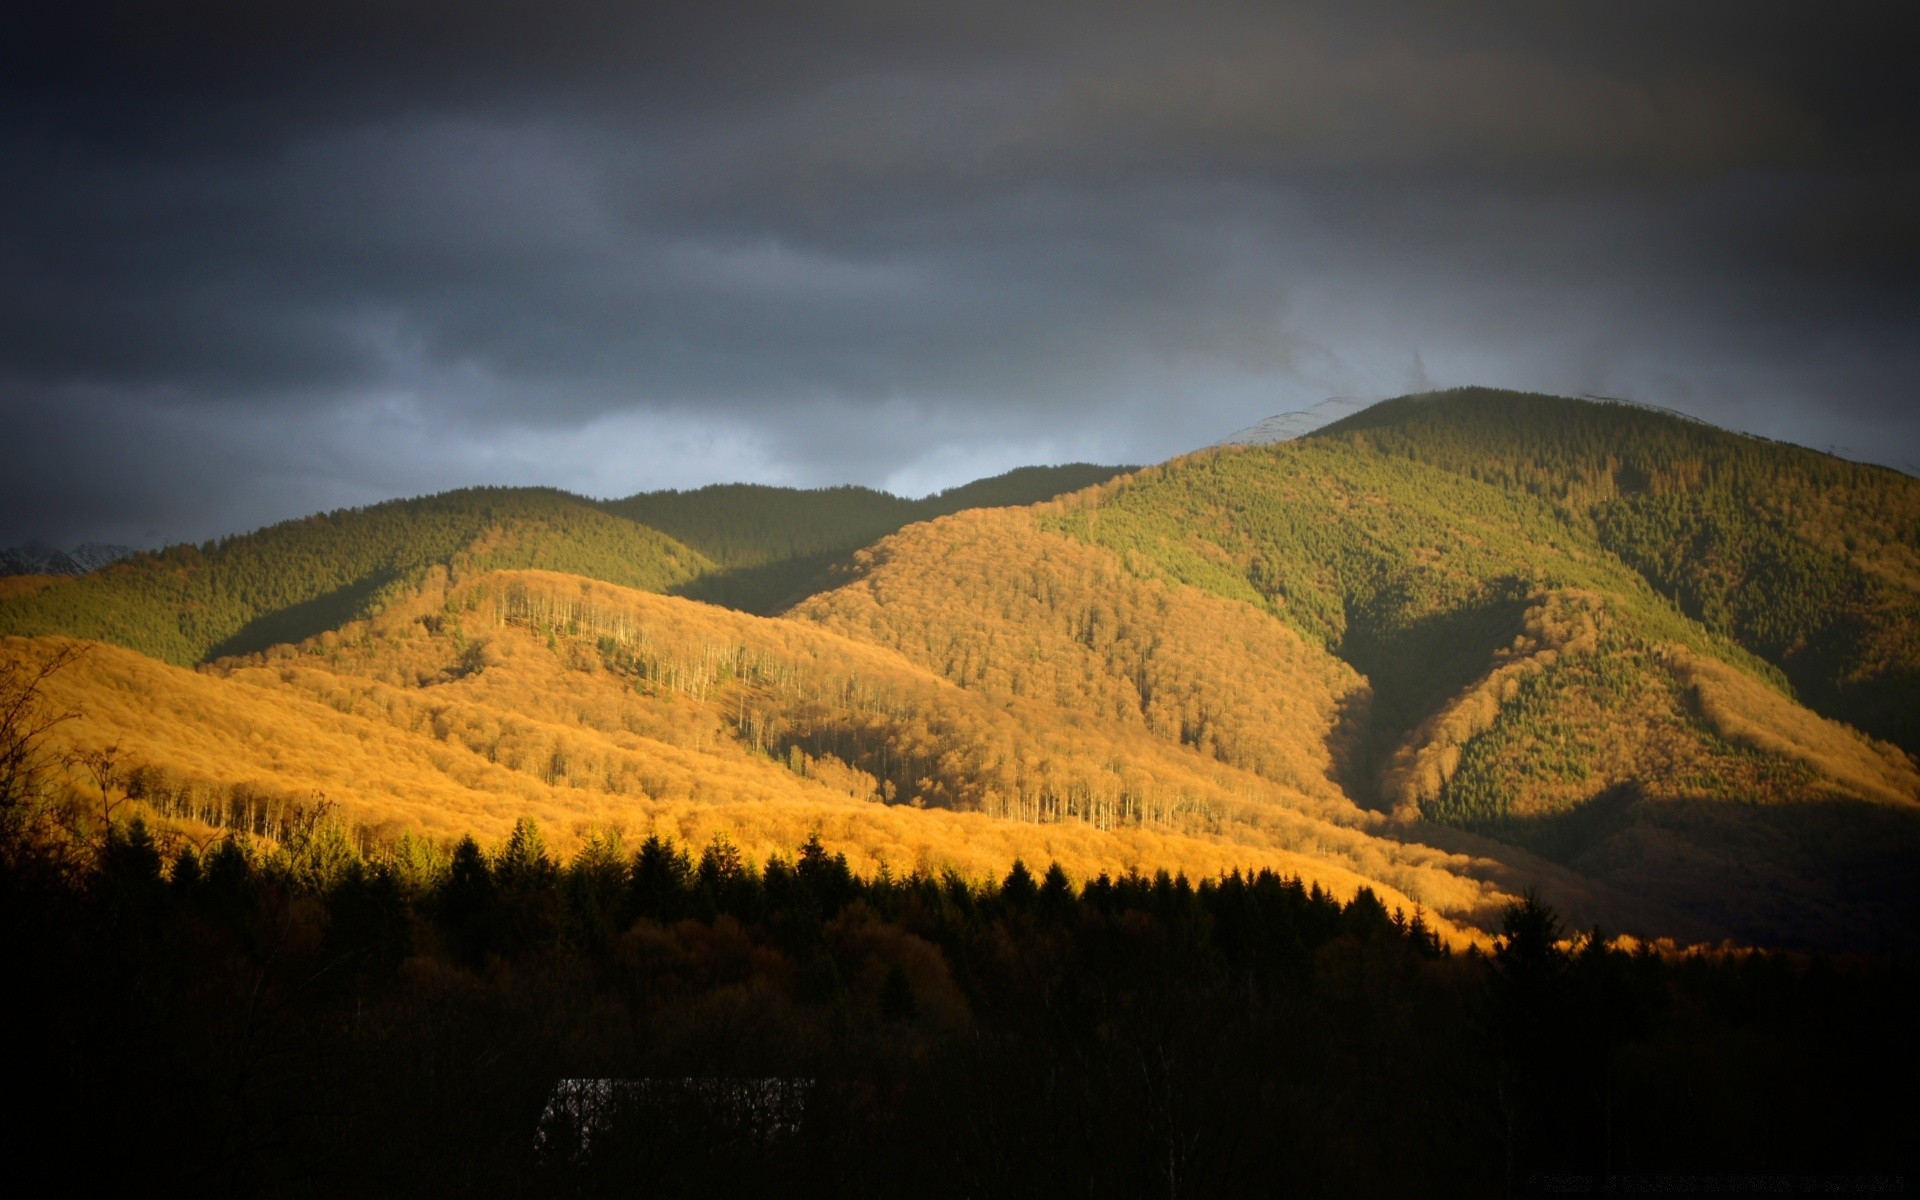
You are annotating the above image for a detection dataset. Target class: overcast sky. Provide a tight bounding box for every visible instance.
[3,0,1915,548]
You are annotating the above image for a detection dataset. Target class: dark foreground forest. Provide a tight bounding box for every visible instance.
[4,811,1913,1198]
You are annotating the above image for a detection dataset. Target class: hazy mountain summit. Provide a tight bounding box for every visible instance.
[1213,395,1377,446]
[70,542,138,572]
[0,541,137,577]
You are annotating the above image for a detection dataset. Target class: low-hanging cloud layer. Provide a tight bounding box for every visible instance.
[3,0,1915,547]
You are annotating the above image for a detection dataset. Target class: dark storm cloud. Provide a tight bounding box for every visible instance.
[3,0,1916,546]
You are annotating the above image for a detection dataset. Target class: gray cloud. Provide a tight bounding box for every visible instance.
[3,0,1915,547]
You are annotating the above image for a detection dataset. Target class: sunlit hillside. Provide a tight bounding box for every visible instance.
[6,566,1556,946]
[606,463,1130,612]
[0,465,1131,663]
[0,488,714,666]
[795,425,1920,947]
[1319,388,1920,754]
[6,390,1917,949]
[794,506,1368,804]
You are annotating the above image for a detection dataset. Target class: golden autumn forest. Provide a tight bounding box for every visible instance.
[8,388,1918,947]
[4,388,1917,1194]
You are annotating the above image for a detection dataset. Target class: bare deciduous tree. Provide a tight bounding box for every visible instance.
[0,643,86,852]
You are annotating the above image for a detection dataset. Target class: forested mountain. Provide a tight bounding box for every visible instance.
[607,464,1127,570]
[0,488,713,666]
[6,393,1913,1197]
[603,484,920,571]
[0,464,1127,664]
[605,463,1129,611]
[3,391,1916,949]
[795,397,1920,946]
[6,567,1507,943]
[1318,388,1920,754]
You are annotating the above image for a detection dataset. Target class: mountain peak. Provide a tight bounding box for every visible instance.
[0,541,138,578]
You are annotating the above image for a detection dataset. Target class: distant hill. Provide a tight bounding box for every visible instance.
[0,466,1131,666]
[0,487,713,665]
[605,463,1131,612]
[606,464,1129,570]
[0,541,137,577]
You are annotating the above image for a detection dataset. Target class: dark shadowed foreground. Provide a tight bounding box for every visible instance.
[4,814,1912,1198]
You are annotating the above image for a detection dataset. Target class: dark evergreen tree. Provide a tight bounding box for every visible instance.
[627,833,690,922]
[1341,886,1396,941]
[1000,859,1038,909]
[559,830,627,952]
[693,832,761,921]
[1038,862,1074,916]
[437,835,495,968]
[795,832,855,918]
[325,861,413,979]
[97,816,165,918]
[168,843,201,897]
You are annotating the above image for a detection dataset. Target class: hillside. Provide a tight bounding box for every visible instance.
[605,463,1129,612]
[1318,388,1920,754]
[0,488,713,666]
[4,391,1916,948]
[5,569,1551,945]
[0,466,1131,666]
[795,417,1920,947]
[606,464,1129,570]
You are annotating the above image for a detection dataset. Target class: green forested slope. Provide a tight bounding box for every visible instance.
[999,429,1920,943]
[0,488,712,665]
[606,464,1129,568]
[0,465,1133,665]
[603,484,920,569]
[1316,388,1920,753]
[1041,437,1779,787]
[604,463,1130,612]
[921,464,1133,515]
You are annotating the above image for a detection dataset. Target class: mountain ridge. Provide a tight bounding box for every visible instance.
[4,388,1916,948]
[0,466,1132,666]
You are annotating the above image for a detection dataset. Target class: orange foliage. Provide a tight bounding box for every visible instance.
[5,563,1514,946]
[794,507,1367,805]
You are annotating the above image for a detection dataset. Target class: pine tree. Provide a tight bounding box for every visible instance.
[628,834,690,922]
[438,835,495,968]
[1001,859,1038,909]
